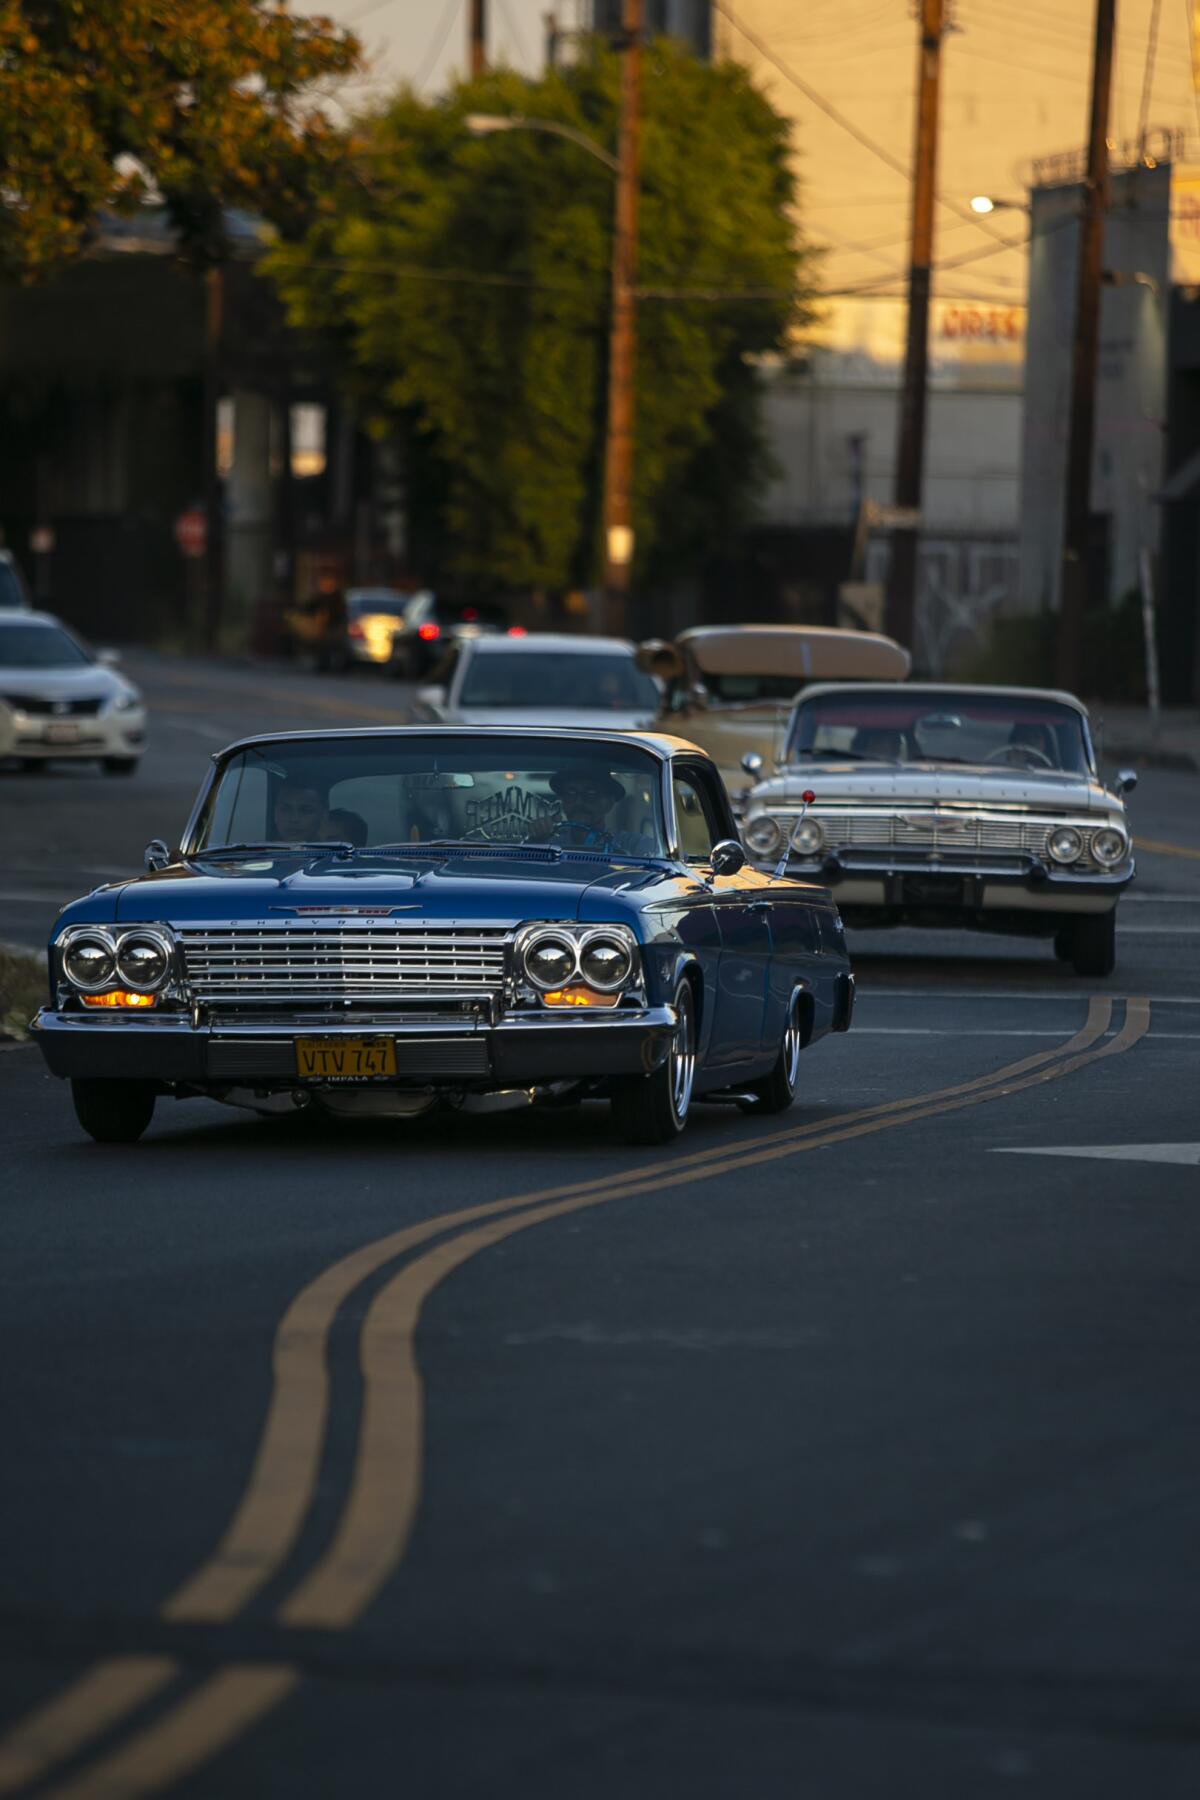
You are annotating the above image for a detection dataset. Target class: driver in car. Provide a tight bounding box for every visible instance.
[529,766,656,854]
[273,781,329,841]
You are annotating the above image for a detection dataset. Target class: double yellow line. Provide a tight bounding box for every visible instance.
[0,996,1149,1798]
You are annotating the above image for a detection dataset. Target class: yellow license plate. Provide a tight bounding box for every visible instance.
[295,1038,397,1080]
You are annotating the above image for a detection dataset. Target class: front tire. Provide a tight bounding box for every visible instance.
[71,1079,156,1144]
[611,980,696,1145]
[1064,910,1116,978]
[739,990,804,1115]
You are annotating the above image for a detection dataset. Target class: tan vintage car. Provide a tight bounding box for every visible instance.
[635,624,911,805]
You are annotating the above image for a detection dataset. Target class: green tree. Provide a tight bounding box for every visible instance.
[0,0,361,275]
[268,43,813,592]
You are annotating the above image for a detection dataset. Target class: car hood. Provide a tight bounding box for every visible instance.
[752,760,1113,813]
[61,851,665,933]
[448,706,657,731]
[0,665,133,703]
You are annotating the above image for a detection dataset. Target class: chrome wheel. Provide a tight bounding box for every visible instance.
[670,984,696,1124]
[782,992,803,1093]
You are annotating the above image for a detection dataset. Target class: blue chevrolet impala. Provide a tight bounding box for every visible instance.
[32,728,854,1144]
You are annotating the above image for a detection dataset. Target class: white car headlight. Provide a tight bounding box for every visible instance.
[113,690,142,713]
[1047,825,1083,865]
[744,815,783,857]
[792,818,824,855]
[114,931,172,991]
[1091,825,1129,866]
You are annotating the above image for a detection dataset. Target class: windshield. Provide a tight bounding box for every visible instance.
[690,673,806,705]
[346,591,416,620]
[0,622,93,669]
[457,649,659,713]
[193,735,669,857]
[788,691,1092,775]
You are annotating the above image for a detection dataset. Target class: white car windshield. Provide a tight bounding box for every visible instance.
[0,622,93,669]
[193,735,668,858]
[788,691,1092,775]
[457,650,659,712]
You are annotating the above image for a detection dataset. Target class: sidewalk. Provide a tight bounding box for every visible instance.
[1089,704,1200,774]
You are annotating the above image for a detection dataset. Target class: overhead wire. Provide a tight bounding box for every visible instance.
[1138,0,1165,146]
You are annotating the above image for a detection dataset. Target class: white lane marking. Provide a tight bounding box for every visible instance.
[1123,894,1200,905]
[992,1144,1200,1166]
[862,991,1200,1006]
[855,1028,1200,1039]
[1117,926,1200,935]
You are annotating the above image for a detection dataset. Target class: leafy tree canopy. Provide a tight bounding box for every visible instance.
[0,0,361,276]
[268,43,814,592]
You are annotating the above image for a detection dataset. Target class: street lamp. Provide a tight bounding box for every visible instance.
[464,7,642,634]
[969,194,1030,215]
[465,113,619,174]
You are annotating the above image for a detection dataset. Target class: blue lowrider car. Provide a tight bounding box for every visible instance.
[32,728,854,1144]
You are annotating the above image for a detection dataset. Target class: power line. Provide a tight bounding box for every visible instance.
[709,0,1011,248]
[1138,0,1164,146]
[415,0,464,91]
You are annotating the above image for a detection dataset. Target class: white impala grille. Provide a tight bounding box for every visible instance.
[178,925,510,1001]
[765,812,1102,868]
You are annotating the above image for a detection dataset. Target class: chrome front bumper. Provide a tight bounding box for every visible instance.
[761,853,1133,914]
[31,1007,679,1088]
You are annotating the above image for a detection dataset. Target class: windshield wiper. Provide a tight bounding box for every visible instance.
[191,841,355,861]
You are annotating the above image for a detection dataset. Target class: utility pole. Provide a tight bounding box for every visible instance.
[469,0,486,77]
[601,0,642,636]
[884,0,946,655]
[1057,0,1115,692]
[202,266,224,652]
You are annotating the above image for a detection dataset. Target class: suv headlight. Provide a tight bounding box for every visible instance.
[1091,825,1129,866]
[744,815,782,857]
[1047,825,1083,865]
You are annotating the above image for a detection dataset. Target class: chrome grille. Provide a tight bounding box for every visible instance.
[178,925,509,1001]
[767,811,1100,868]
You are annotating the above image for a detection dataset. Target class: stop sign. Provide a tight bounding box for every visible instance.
[174,507,207,559]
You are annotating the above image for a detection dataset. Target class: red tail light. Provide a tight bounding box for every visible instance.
[347,621,365,639]
[417,622,441,642]
[506,625,528,637]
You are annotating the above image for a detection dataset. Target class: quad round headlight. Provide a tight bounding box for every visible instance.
[1091,826,1128,867]
[524,933,578,990]
[115,932,170,991]
[792,818,824,855]
[744,815,782,857]
[580,933,633,992]
[1047,825,1084,865]
[63,934,115,990]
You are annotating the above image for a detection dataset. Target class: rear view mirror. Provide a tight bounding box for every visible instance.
[634,639,685,681]
[710,839,746,876]
[1114,768,1138,796]
[97,648,121,667]
[144,839,170,872]
[415,685,446,709]
[741,751,764,777]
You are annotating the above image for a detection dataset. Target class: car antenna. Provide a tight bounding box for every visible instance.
[774,791,815,881]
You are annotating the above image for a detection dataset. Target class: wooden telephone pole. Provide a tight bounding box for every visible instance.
[884,0,946,654]
[469,0,487,77]
[601,0,642,636]
[1057,0,1116,692]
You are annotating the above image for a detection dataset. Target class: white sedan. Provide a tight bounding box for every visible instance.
[411,632,660,731]
[0,613,146,775]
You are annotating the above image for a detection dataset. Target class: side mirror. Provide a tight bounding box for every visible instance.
[97,647,121,667]
[415,684,446,709]
[144,839,170,872]
[741,751,764,778]
[710,839,746,876]
[1114,768,1138,796]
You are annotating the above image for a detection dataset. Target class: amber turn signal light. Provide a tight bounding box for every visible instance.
[80,991,157,1009]
[541,986,620,1009]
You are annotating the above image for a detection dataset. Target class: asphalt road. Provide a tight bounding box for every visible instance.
[2,656,1199,1798]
